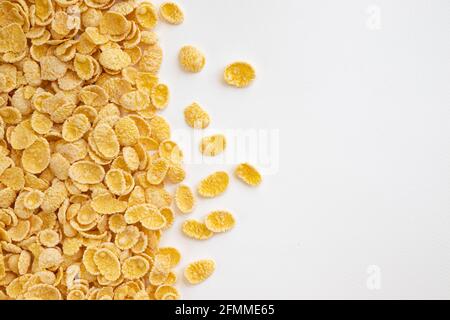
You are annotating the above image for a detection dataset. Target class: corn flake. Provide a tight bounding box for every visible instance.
[159,2,184,25]
[200,134,226,157]
[150,83,169,110]
[184,103,210,129]
[122,256,150,280]
[205,211,236,233]
[179,46,205,73]
[235,163,262,186]
[197,171,229,198]
[69,161,105,184]
[94,248,121,282]
[184,259,216,285]
[224,62,256,88]
[175,185,195,214]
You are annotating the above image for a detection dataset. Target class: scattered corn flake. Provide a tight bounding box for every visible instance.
[123,147,140,171]
[184,103,210,129]
[205,211,236,233]
[149,115,171,142]
[135,2,158,30]
[39,248,63,269]
[166,164,186,184]
[154,285,180,300]
[93,248,121,282]
[184,259,216,285]
[62,114,91,142]
[122,256,150,280]
[224,62,256,88]
[158,247,181,268]
[23,189,44,210]
[200,134,227,157]
[99,48,131,71]
[38,229,60,247]
[24,284,62,300]
[146,158,169,185]
[179,45,205,73]
[235,163,262,186]
[18,250,31,275]
[40,56,68,81]
[105,169,126,196]
[108,214,127,234]
[69,161,105,184]
[160,2,184,25]
[21,138,51,174]
[92,123,120,160]
[182,220,214,240]
[0,167,25,191]
[197,171,229,198]
[150,83,169,110]
[140,210,166,231]
[159,140,183,165]
[175,185,195,214]
[114,117,140,147]
[115,226,140,250]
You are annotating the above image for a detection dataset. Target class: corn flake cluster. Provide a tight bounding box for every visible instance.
[0,0,261,300]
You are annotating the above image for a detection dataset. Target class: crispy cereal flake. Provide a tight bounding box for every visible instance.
[184,259,216,285]
[160,2,184,25]
[235,163,262,186]
[197,171,229,198]
[224,62,256,88]
[179,46,205,73]
[200,134,227,157]
[184,103,210,129]
[175,185,195,214]
[205,211,236,233]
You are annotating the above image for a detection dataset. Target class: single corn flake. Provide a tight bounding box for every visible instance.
[135,2,158,30]
[224,62,256,88]
[184,103,210,129]
[197,171,229,198]
[235,163,262,186]
[23,189,44,210]
[24,284,62,300]
[200,134,226,157]
[179,46,205,73]
[122,256,150,280]
[115,225,140,250]
[21,138,51,174]
[38,229,60,247]
[99,48,131,71]
[92,124,120,160]
[184,259,216,285]
[205,211,236,233]
[69,161,105,184]
[175,185,195,214]
[146,158,169,185]
[140,210,166,231]
[158,247,181,268]
[160,2,184,25]
[154,285,180,300]
[62,114,91,142]
[182,220,214,240]
[150,83,169,110]
[94,248,121,282]
[105,169,126,195]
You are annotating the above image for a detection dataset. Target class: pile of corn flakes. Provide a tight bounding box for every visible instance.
[0,0,260,300]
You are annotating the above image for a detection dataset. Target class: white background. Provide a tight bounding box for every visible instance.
[152,0,450,299]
